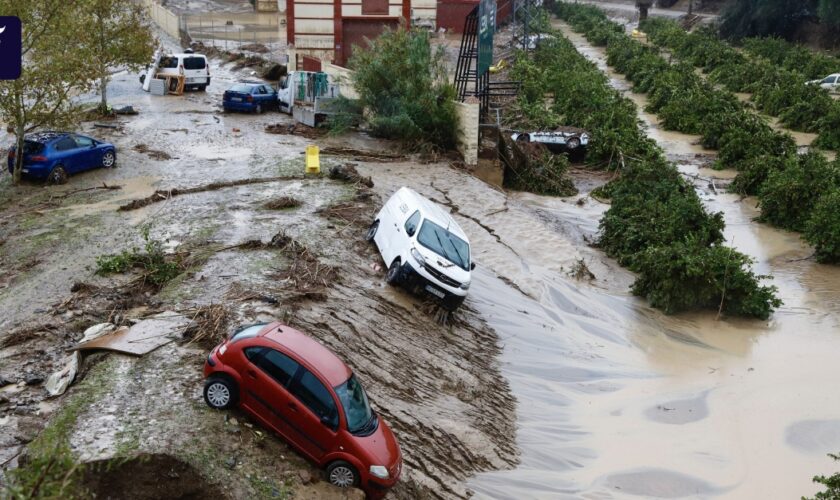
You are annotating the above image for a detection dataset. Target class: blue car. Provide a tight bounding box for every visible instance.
[222,82,278,114]
[7,132,117,184]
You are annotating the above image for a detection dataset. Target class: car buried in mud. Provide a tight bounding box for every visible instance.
[367,187,474,311]
[6,132,117,184]
[511,127,590,158]
[203,322,401,497]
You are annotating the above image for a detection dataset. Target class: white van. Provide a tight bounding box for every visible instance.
[367,187,474,311]
[140,52,211,91]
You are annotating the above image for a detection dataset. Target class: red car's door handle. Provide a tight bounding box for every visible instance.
[288,402,299,412]
[247,370,257,378]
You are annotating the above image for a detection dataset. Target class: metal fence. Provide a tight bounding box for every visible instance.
[184,12,285,54]
[142,0,287,59]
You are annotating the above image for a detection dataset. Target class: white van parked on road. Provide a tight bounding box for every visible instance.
[367,187,474,311]
[140,52,211,91]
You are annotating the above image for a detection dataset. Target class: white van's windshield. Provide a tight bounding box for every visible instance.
[417,220,470,271]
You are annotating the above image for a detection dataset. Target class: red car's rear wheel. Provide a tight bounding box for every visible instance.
[204,376,238,410]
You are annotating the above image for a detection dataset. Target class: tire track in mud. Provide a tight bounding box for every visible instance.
[288,239,519,498]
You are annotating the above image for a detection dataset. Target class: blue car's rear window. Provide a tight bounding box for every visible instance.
[22,141,44,154]
[229,83,253,93]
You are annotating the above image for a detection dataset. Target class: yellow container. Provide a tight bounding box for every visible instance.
[305,145,320,174]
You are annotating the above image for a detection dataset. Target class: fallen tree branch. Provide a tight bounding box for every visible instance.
[52,182,121,200]
[117,175,305,211]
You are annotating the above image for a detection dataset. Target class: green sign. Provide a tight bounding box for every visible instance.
[478,0,496,76]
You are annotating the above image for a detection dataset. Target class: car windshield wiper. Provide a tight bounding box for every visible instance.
[431,229,454,264]
[446,234,466,269]
[354,412,376,434]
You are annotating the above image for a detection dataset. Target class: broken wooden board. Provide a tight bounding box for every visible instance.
[69,311,192,356]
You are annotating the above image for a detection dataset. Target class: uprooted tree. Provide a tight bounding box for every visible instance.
[83,0,156,113]
[0,0,97,185]
[342,25,460,152]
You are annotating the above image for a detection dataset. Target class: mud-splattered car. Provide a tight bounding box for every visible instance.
[6,132,116,184]
[511,127,590,157]
[367,186,474,311]
[203,322,402,498]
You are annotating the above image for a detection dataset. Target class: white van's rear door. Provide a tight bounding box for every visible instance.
[182,56,209,84]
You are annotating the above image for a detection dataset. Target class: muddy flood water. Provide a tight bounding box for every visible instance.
[1,13,839,500]
[450,18,840,500]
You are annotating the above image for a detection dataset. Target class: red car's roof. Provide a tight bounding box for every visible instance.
[260,322,351,387]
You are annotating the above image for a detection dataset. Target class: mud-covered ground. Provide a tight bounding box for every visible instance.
[3,11,840,500]
[0,33,519,499]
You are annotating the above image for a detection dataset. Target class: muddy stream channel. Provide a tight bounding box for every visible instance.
[0,18,839,500]
[464,19,840,499]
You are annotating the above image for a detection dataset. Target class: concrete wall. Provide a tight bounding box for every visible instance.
[323,63,360,100]
[142,0,181,40]
[455,100,479,166]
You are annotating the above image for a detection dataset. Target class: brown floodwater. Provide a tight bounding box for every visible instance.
[431,19,840,500]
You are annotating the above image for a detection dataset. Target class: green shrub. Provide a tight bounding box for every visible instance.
[815,104,840,150]
[96,226,182,286]
[598,161,725,267]
[346,26,459,151]
[503,148,577,197]
[805,189,840,263]
[805,452,840,500]
[730,154,790,195]
[758,152,840,231]
[631,238,781,318]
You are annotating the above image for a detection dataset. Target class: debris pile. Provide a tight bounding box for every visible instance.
[261,230,339,301]
[320,146,406,163]
[264,122,324,139]
[263,196,302,210]
[182,304,231,349]
[133,143,172,161]
[328,163,374,188]
[499,135,578,197]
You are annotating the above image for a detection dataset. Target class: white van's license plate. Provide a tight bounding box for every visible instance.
[425,285,445,299]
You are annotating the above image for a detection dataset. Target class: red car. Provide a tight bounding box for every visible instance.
[203,322,402,497]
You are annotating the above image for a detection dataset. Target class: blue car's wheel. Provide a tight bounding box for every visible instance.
[102,150,116,168]
[47,165,68,185]
[254,104,263,114]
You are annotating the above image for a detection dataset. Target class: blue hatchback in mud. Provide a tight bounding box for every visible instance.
[222,82,278,114]
[7,132,116,184]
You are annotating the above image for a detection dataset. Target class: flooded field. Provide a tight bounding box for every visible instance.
[1,12,839,500]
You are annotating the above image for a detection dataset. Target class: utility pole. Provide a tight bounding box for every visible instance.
[688,0,693,16]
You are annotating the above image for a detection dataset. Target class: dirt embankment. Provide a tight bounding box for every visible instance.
[0,166,517,498]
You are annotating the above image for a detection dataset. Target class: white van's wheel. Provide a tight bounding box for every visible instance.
[365,221,379,242]
[386,259,403,286]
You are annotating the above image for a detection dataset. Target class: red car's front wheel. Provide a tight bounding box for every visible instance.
[326,461,359,488]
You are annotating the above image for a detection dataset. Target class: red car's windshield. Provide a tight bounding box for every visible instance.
[334,374,373,434]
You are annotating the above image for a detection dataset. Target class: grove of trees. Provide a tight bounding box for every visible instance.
[721,0,840,39]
